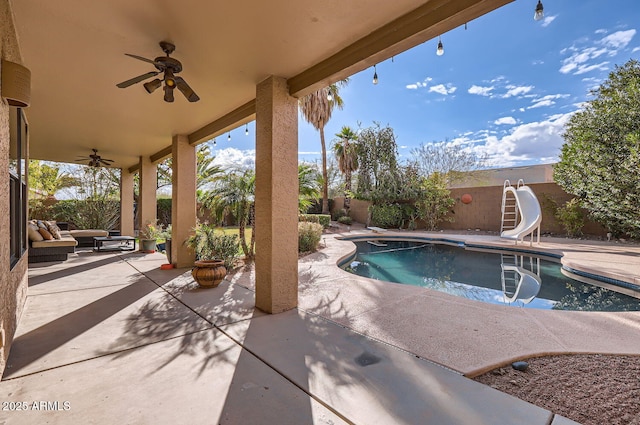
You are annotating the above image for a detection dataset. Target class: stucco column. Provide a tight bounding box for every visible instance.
[171,134,196,268]
[119,168,135,237]
[138,156,157,232]
[255,76,298,314]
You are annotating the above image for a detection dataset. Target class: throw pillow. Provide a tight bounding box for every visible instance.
[28,223,45,242]
[46,221,62,240]
[38,228,54,240]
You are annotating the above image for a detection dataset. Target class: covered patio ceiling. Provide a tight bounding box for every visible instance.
[12,0,511,171]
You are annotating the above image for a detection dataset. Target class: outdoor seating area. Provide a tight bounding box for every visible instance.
[27,220,110,263]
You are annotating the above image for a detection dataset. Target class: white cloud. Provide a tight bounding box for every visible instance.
[560,29,636,75]
[476,113,574,165]
[298,151,321,155]
[519,108,525,112]
[601,29,636,49]
[632,46,640,53]
[212,148,255,169]
[527,94,570,109]
[502,85,534,98]
[429,83,457,95]
[541,15,557,28]
[595,29,608,35]
[399,145,409,149]
[494,117,516,125]
[468,85,494,96]
[405,77,432,90]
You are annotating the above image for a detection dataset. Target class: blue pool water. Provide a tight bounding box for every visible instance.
[343,240,640,311]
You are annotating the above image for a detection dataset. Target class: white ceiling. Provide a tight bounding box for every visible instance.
[11,0,509,170]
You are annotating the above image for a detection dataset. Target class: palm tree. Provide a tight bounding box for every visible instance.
[201,168,256,259]
[332,126,359,211]
[298,163,321,213]
[299,79,348,214]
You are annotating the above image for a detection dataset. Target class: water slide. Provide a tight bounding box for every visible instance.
[501,265,542,305]
[500,183,542,245]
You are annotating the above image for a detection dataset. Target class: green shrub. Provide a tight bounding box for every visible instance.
[299,214,331,228]
[369,204,403,228]
[415,173,455,231]
[186,223,240,269]
[337,215,352,225]
[157,198,172,227]
[332,208,347,221]
[555,198,585,237]
[298,222,323,252]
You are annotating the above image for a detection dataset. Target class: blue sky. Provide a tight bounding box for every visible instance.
[212,0,640,170]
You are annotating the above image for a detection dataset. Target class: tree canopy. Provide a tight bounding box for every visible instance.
[555,59,640,237]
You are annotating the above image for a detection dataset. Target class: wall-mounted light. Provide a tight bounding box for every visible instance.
[436,37,444,56]
[372,65,378,85]
[534,0,544,21]
[245,123,249,135]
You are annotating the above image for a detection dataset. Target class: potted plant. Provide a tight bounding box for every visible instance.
[185,223,239,288]
[139,220,163,253]
[157,224,172,263]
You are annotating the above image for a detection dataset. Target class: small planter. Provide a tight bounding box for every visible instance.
[140,239,157,253]
[192,259,227,288]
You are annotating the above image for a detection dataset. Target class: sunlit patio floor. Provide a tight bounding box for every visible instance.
[3,229,639,424]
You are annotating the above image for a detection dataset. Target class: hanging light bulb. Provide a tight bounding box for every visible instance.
[245,123,249,136]
[327,88,333,101]
[534,0,544,21]
[213,138,217,147]
[372,65,378,85]
[228,132,231,142]
[436,37,444,56]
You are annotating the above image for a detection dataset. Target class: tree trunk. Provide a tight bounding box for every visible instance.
[344,169,351,212]
[239,216,250,259]
[320,127,329,214]
[249,203,256,260]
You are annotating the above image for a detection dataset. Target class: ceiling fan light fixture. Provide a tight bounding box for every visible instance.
[143,78,162,94]
[164,85,174,102]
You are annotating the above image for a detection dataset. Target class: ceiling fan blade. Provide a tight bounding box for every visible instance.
[176,77,200,102]
[101,159,114,163]
[116,71,159,88]
[124,53,159,65]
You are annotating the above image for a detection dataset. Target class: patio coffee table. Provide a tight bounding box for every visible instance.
[93,236,136,252]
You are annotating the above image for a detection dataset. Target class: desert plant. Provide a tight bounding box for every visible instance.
[337,215,352,225]
[298,222,323,252]
[139,220,164,240]
[186,223,239,269]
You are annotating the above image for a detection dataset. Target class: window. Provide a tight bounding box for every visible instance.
[9,107,27,268]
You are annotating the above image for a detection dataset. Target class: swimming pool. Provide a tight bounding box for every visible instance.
[342,240,640,311]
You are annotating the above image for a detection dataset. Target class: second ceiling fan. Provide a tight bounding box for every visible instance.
[116,41,200,103]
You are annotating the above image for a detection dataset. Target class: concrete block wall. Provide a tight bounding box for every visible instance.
[0,0,29,376]
[333,182,607,237]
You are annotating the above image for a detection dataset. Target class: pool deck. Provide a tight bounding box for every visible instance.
[2,229,638,424]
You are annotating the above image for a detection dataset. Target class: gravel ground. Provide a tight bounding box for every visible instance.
[473,354,640,425]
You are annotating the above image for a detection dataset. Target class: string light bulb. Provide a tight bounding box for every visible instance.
[327,88,333,101]
[534,0,544,21]
[245,123,249,136]
[372,65,378,85]
[213,138,217,147]
[227,132,231,142]
[436,37,444,56]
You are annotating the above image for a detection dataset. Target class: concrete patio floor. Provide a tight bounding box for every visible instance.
[3,230,639,424]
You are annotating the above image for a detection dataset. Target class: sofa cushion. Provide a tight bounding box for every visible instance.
[69,229,109,238]
[38,228,54,240]
[31,234,78,248]
[45,221,62,239]
[28,222,44,242]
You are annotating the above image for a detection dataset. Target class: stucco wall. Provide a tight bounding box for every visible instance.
[333,182,607,237]
[0,0,29,376]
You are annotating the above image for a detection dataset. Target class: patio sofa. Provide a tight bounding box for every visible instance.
[27,221,109,263]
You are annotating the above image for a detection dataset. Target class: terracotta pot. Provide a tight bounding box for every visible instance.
[192,259,227,288]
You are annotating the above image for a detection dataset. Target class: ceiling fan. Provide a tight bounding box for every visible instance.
[116,41,200,103]
[75,149,114,167]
